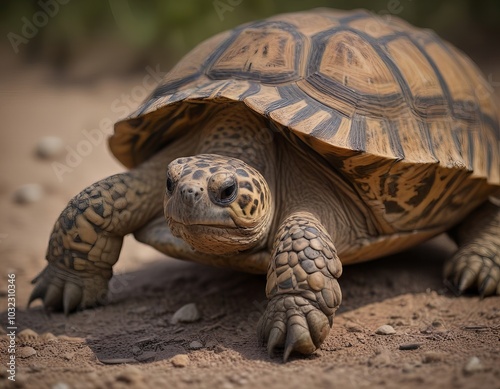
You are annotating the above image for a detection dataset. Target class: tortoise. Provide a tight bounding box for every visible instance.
[30,8,500,361]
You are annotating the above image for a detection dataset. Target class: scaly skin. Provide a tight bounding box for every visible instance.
[31,103,500,363]
[445,200,500,296]
[29,144,192,313]
[258,212,342,361]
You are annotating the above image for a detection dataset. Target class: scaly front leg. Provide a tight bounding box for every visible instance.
[258,212,342,361]
[29,153,168,314]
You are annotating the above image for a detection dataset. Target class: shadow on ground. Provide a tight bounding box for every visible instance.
[6,234,457,363]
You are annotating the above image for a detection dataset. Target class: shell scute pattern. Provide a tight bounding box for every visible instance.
[111,8,500,233]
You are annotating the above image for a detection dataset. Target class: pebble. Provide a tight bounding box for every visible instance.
[422,351,445,363]
[463,356,484,375]
[375,325,396,335]
[402,363,414,373]
[41,332,58,342]
[62,352,74,360]
[98,357,137,365]
[115,366,144,384]
[368,349,391,367]
[399,343,420,351]
[13,183,43,204]
[18,346,37,358]
[36,136,65,159]
[52,383,70,389]
[135,351,156,362]
[170,303,201,324]
[345,323,363,333]
[171,354,190,368]
[189,341,204,350]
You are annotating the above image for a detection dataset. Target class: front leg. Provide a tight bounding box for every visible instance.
[258,212,342,361]
[29,153,168,314]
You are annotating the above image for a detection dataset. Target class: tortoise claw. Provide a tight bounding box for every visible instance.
[28,263,108,314]
[43,283,64,312]
[63,282,83,315]
[258,294,331,362]
[445,253,499,297]
[28,279,48,308]
[283,322,315,362]
[267,327,285,357]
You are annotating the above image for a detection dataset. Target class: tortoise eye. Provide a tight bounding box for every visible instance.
[220,182,237,203]
[209,174,238,206]
[166,176,175,195]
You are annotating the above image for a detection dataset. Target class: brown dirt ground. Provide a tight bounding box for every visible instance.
[0,49,499,389]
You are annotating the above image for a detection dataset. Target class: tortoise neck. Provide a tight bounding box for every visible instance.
[196,104,275,174]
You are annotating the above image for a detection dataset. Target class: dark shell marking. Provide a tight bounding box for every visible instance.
[112,8,499,236]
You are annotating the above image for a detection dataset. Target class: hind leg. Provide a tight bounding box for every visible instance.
[445,200,500,296]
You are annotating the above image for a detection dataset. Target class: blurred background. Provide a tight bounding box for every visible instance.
[0,0,499,303]
[1,0,499,80]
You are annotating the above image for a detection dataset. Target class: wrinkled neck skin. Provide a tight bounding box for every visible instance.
[166,104,277,256]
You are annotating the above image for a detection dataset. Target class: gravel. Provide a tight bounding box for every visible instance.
[399,343,420,350]
[170,303,201,324]
[18,346,37,358]
[463,356,484,375]
[13,183,43,204]
[36,136,65,159]
[375,325,396,335]
[171,354,190,368]
[189,341,204,350]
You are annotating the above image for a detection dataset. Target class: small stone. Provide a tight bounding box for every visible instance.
[422,351,445,363]
[171,354,190,368]
[41,332,58,342]
[98,358,137,364]
[345,323,363,333]
[36,136,65,159]
[18,346,37,358]
[18,328,38,341]
[170,303,200,324]
[463,356,484,375]
[399,343,420,351]
[58,335,84,343]
[402,363,414,373]
[62,352,74,360]
[375,325,396,335]
[135,351,156,362]
[13,183,43,204]
[131,346,141,355]
[52,383,70,389]
[189,341,204,350]
[27,364,42,373]
[368,348,391,367]
[116,366,144,384]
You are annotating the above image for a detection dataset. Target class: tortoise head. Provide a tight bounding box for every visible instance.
[164,154,273,255]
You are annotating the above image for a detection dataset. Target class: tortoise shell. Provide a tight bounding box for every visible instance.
[111,8,500,234]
